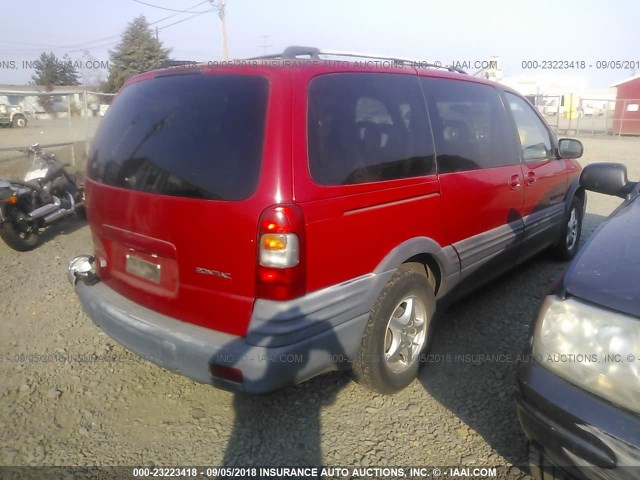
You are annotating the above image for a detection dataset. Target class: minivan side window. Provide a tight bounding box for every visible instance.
[308,73,435,186]
[421,77,518,174]
[505,92,554,161]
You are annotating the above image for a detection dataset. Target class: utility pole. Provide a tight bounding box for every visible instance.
[218,0,229,60]
[258,35,272,55]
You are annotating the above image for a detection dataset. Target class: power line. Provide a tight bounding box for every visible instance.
[63,1,212,49]
[0,1,213,55]
[132,0,214,13]
[0,40,63,48]
[155,10,210,31]
[64,9,211,53]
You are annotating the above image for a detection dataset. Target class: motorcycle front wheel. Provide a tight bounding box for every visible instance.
[0,220,39,251]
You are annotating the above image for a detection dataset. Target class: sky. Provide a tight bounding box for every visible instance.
[1,0,638,88]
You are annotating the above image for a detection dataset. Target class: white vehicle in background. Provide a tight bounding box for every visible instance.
[539,98,564,116]
[579,100,607,117]
[0,104,28,128]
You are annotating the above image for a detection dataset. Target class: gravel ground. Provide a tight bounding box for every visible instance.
[0,136,638,477]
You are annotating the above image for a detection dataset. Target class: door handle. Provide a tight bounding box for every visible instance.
[509,174,521,190]
[526,171,536,185]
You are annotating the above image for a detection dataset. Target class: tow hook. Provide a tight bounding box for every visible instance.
[67,255,99,286]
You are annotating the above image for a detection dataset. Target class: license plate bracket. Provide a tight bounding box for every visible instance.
[126,254,161,283]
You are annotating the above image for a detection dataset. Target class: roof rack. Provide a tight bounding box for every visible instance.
[157,60,199,69]
[247,46,467,75]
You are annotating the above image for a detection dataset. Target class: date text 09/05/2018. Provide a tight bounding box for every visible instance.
[131,466,499,478]
[522,60,640,70]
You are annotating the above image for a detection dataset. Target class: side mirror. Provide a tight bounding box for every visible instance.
[580,163,633,198]
[558,138,583,159]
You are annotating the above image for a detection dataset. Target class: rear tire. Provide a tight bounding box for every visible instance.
[550,196,583,261]
[74,171,84,188]
[353,266,436,394]
[0,221,39,251]
[74,172,86,220]
[75,206,87,220]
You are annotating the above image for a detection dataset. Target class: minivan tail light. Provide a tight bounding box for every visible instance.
[260,233,299,267]
[257,205,305,300]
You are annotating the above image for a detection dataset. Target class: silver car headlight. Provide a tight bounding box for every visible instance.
[533,296,640,414]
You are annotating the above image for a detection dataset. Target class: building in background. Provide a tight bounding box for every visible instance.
[501,74,616,120]
[0,84,109,118]
[611,74,640,135]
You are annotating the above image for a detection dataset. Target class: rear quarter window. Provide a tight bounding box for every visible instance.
[307,73,435,186]
[88,74,269,201]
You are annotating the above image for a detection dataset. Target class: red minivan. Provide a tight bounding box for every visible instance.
[69,47,585,394]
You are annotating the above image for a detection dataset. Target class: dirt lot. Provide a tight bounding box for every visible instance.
[0,136,638,476]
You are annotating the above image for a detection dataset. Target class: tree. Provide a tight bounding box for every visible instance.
[31,52,80,86]
[106,16,171,92]
[59,54,80,86]
[37,84,55,113]
[31,52,80,113]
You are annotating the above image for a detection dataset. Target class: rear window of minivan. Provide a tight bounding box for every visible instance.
[88,74,269,201]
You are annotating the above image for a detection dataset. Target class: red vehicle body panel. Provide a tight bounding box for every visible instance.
[523,157,581,212]
[437,167,525,245]
[84,61,581,341]
[85,67,292,336]
[289,66,447,292]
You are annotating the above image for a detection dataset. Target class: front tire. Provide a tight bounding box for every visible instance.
[528,443,566,480]
[0,221,39,251]
[354,266,436,394]
[550,196,583,261]
[12,115,27,128]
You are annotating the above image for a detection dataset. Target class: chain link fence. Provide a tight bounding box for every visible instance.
[0,90,115,177]
[533,95,640,136]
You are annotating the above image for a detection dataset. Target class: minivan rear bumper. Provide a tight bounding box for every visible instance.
[75,278,377,393]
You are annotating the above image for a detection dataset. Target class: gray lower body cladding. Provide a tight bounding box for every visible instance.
[74,272,394,393]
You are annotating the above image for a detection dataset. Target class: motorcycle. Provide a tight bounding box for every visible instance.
[0,144,85,251]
